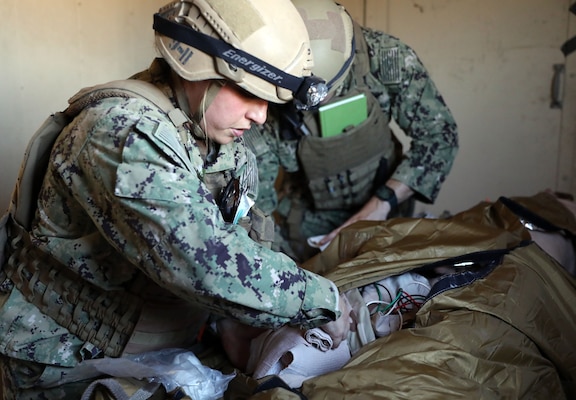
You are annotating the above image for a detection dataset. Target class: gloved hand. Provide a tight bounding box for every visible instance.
[319,293,352,348]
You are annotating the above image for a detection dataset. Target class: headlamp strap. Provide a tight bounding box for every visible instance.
[154,13,312,96]
[327,33,356,88]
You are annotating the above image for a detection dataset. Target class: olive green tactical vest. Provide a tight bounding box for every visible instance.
[295,22,398,211]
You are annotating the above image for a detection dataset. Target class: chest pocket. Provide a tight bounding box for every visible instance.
[298,89,395,210]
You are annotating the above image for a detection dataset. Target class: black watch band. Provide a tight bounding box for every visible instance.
[375,185,398,212]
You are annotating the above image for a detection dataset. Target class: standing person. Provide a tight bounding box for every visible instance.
[249,0,459,262]
[0,0,350,397]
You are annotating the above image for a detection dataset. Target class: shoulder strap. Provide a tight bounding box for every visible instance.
[351,21,370,79]
[9,79,188,230]
[66,79,189,128]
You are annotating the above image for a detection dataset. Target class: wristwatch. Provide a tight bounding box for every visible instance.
[375,185,398,212]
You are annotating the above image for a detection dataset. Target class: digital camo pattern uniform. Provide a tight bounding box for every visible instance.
[0,60,338,397]
[251,25,459,258]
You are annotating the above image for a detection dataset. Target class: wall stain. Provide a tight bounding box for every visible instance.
[413,2,424,13]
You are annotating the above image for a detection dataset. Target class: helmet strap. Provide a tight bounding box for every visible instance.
[193,80,224,135]
[170,70,193,116]
[198,81,224,164]
[328,35,356,89]
[170,72,224,138]
[168,71,222,164]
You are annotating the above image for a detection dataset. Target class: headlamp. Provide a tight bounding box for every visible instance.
[294,76,328,110]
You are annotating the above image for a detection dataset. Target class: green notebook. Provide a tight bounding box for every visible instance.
[318,93,368,137]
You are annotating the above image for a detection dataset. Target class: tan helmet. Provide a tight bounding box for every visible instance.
[154,0,327,108]
[291,0,355,97]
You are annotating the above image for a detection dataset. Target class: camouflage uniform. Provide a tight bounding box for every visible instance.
[0,59,338,397]
[251,25,459,261]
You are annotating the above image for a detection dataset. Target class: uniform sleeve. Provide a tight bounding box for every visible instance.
[40,97,339,330]
[371,31,459,202]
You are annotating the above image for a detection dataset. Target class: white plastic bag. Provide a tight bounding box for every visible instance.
[128,348,235,400]
[59,348,235,400]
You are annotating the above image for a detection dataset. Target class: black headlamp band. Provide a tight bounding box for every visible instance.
[153,13,324,106]
[327,33,356,89]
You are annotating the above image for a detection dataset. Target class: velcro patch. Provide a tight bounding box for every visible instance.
[380,47,401,85]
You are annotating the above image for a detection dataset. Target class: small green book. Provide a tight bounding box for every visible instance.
[318,93,368,138]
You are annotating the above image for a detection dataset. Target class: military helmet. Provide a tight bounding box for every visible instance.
[154,0,327,108]
[291,0,355,97]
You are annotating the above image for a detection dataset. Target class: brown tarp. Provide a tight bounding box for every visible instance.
[245,192,576,399]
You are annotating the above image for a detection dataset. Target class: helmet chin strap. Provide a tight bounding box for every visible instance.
[171,73,225,164]
[171,72,224,140]
[170,70,190,108]
[198,81,225,164]
[200,80,226,122]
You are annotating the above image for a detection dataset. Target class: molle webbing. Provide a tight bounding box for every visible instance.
[4,220,145,358]
[298,88,394,211]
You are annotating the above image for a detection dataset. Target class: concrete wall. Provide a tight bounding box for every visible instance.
[1,0,575,216]
[0,0,165,211]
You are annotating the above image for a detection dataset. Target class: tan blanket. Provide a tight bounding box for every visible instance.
[245,193,576,399]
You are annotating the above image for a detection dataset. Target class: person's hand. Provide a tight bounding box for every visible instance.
[319,196,391,246]
[319,293,352,348]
